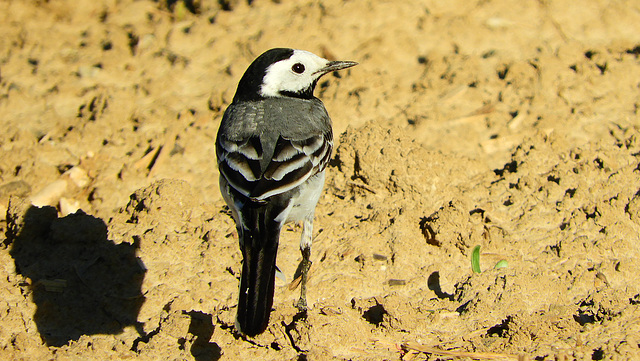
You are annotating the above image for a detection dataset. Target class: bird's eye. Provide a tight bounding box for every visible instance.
[292,63,305,74]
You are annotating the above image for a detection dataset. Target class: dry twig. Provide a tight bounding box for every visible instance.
[402,341,525,360]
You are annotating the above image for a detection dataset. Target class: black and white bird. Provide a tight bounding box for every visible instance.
[216,48,357,336]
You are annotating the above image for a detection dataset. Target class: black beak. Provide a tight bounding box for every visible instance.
[315,60,358,76]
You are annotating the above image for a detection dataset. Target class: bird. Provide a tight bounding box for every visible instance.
[216,48,357,337]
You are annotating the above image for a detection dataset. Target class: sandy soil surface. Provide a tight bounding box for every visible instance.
[2,0,640,360]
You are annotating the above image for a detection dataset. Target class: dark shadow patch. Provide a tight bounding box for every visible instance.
[573,312,595,326]
[455,300,472,314]
[7,201,145,347]
[187,311,222,361]
[419,216,440,246]
[282,310,308,353]
[486,316,512,337]
[626,45,640,57]
[362,303,387,326]
[493,160,518,177]
[427,272,454,301]
[592,347,604,360]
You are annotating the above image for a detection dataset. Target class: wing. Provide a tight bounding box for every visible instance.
[216,99,333,202]
[217,132,332,201]
[252,133,332,200]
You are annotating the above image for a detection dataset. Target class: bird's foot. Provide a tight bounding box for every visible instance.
[296,297,308,312]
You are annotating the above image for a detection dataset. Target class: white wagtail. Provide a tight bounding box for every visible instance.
[216,48,357,336]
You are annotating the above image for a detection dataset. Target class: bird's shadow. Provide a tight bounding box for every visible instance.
[6,203,145,347]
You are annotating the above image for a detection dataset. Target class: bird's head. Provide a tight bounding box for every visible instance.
[233,48,357,102]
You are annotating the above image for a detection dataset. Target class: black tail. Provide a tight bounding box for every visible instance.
[235,206,281,337]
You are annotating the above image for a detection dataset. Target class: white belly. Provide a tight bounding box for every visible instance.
[286,171,325,223]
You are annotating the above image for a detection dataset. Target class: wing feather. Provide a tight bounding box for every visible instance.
[216,98,332,202]
[218,133,331,201]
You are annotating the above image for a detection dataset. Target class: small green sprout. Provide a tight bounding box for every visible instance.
[471,245,482,273]
[471,245,508,273]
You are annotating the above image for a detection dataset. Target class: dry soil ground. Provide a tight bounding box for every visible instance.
[1,0,640,360]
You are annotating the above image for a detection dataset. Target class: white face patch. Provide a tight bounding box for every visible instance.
[260,50,330,98]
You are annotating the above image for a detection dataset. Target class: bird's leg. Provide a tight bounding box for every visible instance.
[296,247,311,311]
[296,217,313,312]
